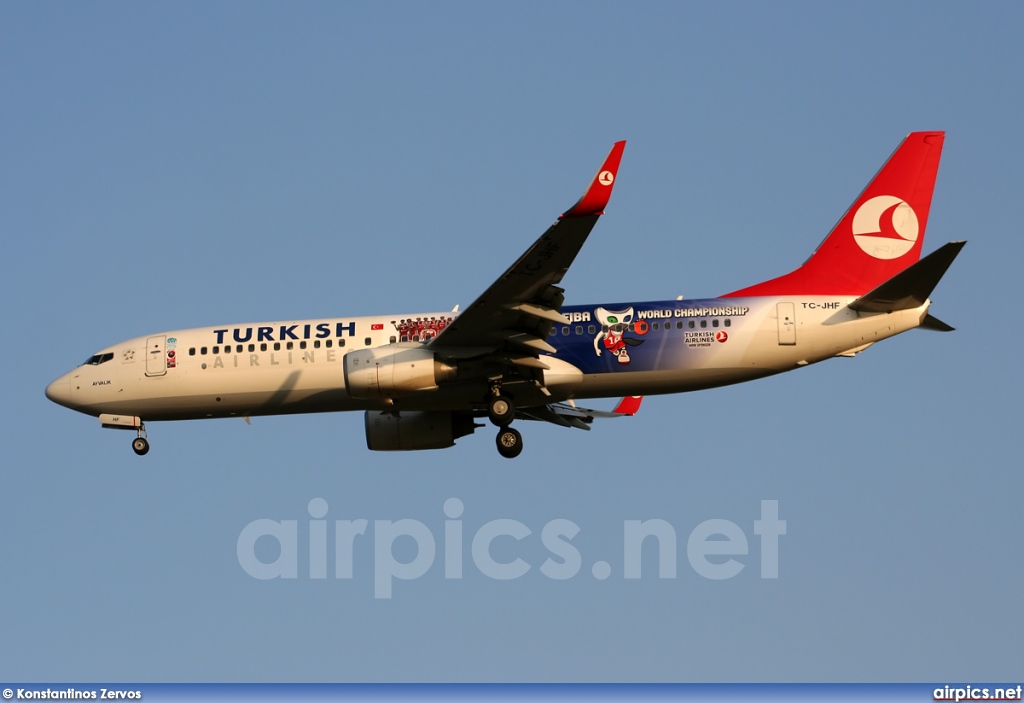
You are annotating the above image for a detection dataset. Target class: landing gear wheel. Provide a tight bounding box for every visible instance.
[132,437,150,456]
[488,394,515,427]
[495,427,523,459]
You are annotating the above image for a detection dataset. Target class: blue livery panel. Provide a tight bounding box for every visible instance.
[547,299,752,374]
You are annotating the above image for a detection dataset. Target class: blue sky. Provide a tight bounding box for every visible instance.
[2,1,1022,682]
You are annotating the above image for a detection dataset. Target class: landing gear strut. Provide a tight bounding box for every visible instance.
[487,385,522,457]
[131,423,150,456]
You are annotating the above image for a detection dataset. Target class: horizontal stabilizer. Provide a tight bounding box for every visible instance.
[849,241,966,313]
[919,314,955,332]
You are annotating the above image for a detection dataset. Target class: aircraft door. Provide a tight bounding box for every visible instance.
[145,335,167,376]
[777,303,796,345]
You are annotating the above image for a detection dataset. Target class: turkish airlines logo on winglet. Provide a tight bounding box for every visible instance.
[851,195,919,260]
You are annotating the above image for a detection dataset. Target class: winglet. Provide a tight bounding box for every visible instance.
[612,395,643,416]
[562,141,626,218]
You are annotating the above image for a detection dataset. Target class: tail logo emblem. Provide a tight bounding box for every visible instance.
[598,171,615,186]
[851,195,920,260]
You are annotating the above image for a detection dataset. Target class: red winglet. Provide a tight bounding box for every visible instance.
[562,140,626,218]
[612,395,643,416]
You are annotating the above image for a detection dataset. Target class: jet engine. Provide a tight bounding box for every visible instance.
[364,410,477,451]
[343,346,457,399]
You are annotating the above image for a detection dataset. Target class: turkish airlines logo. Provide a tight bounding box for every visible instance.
[598,171,614,186]
[851,196,919,260]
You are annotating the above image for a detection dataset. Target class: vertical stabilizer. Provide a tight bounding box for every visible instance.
[724,132,944,297]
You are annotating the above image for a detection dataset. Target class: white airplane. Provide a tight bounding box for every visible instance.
[46,134,963,459]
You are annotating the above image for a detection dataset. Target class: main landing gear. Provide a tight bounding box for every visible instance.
[495,426,523,459]
[131,423,150,456]
[488,388,522,459]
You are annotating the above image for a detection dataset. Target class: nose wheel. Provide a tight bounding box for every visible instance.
[495,427,523,459]
[131,423,150,456]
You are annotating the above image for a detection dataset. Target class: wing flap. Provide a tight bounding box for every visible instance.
[504,302,571,326]
[501,331,558,354]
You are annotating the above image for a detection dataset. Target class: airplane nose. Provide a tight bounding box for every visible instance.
[45,377,71,406]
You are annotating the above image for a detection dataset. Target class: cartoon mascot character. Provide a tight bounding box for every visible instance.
[593,306,644,365]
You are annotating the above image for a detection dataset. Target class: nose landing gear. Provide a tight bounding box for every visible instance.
[131,423,149,456]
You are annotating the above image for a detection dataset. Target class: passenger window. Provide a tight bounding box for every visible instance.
[561,327,569,336]
[389,336,397,344]
[236,345,243,353]
[676,321,683,329]
[339,339,346,348]
[248,344,255,352]
[724,319,731,327]
[688,321,695,329]
[653,322,659,331]
[364,337,372,346]
[300,341,307,349]
[260,343,268,351]
[189,348,196,356]
[274,342,281,351]
[326,339,333,348]
[314,340,321,349]
[712,319,719,328]
[700,320,707,328]
[575,326,583,335]
[201,347,208,355]
[212,346,220,354]
[287,342,294,350]
[588,325,596,334]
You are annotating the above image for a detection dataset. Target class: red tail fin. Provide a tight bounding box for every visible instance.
[724,132,945,297]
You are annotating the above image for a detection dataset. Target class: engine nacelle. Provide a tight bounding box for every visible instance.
[343,346,457,399]
[364,411,476,451]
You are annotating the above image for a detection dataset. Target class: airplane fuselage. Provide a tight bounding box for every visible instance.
[46,294,928,424]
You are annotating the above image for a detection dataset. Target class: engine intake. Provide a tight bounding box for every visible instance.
[343,346,456,399]
[364,411,476,451]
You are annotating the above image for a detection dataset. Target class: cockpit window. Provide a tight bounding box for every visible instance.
[82,352,114,366]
